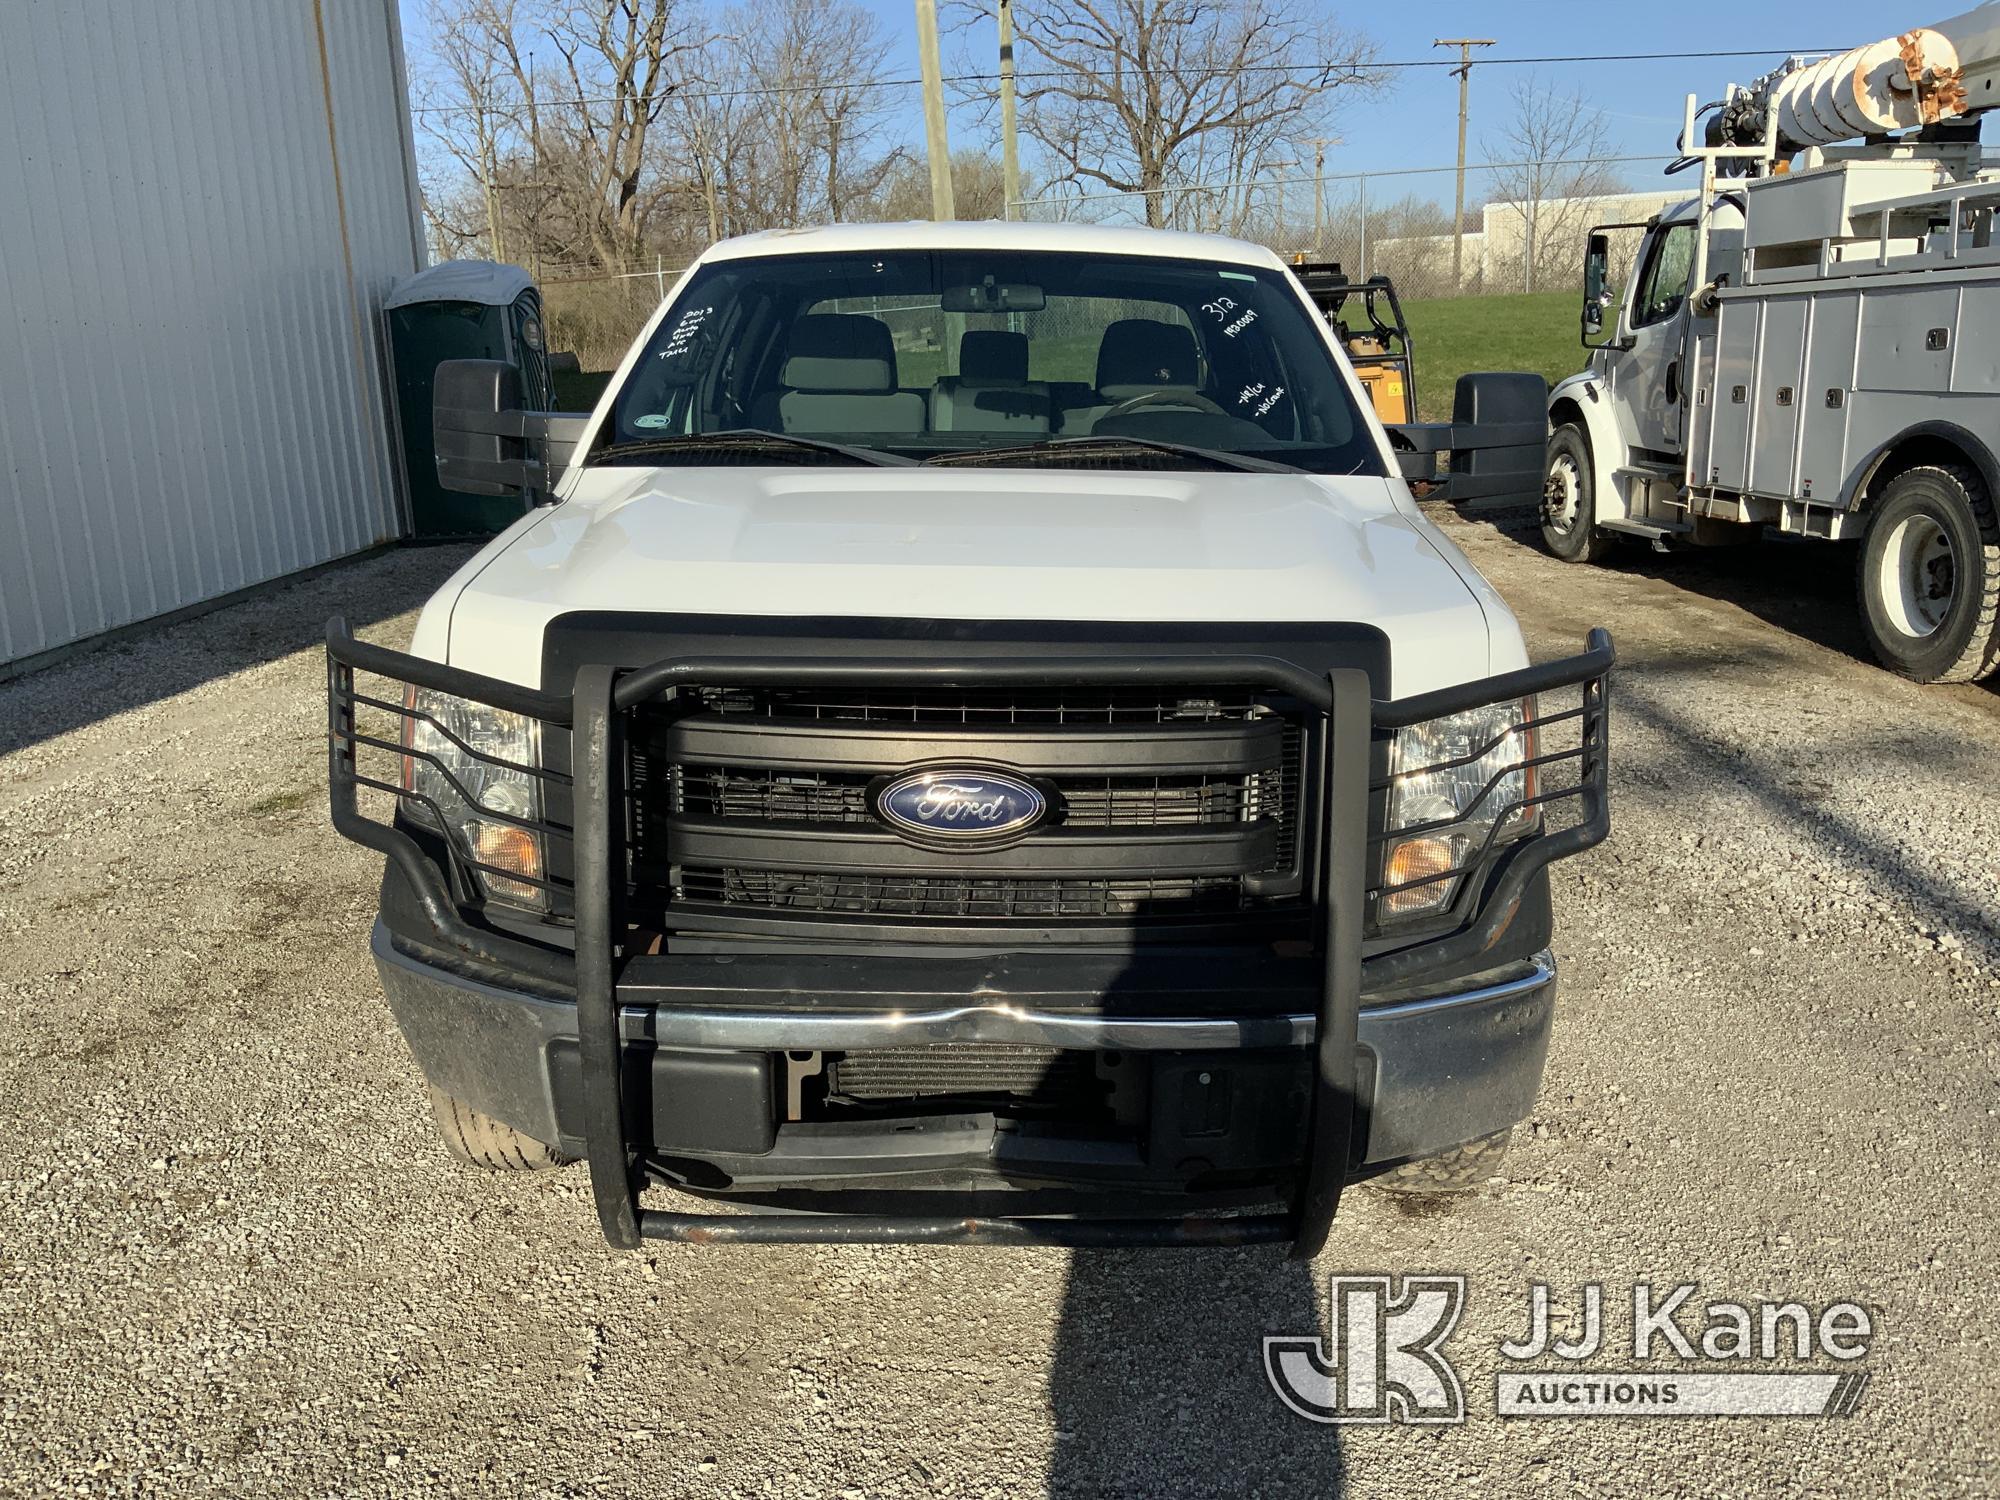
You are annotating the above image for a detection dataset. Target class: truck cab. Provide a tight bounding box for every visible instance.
[326,222,1611,1253]
[1543,196,1747,559]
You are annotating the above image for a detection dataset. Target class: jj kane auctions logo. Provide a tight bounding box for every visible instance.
[1266,1276,1873,1423]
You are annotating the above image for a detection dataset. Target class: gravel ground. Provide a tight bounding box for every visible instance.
[1,515,1996,1498]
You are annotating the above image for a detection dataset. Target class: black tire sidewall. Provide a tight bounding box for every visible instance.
[1860,470,1988,680]
[1542,425,1598,561]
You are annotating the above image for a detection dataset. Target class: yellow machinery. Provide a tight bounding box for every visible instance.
[1290,260,1416,425]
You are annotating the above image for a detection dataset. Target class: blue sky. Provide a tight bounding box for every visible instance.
[400,0,1899,213]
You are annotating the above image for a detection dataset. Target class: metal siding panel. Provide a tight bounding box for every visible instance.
[1749,297,1809,497]
[1949,280,2000,393]
[329,0,420,546]
[1706,299,1758,490]
[1855,284,1959,392]
[0,0,421,668]
[1684,333,1715,488]
[1798,291,1860,500]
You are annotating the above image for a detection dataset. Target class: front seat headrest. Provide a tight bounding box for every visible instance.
[957,329,1029,387]
[781,313,898,392]
[1095,319,1199,398]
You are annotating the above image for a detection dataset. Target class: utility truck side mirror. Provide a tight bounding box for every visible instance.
[1582,233,1610,339]
[432,358,588,502]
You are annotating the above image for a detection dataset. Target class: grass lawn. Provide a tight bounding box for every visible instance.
[1402,291,1588,421]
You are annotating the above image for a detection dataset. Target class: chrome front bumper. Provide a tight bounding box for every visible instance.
[373,921,1557,1171]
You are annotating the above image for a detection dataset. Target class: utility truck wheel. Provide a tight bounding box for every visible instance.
[1859,464,2000,684]
[1542,425,1612,563]
[428,1086,570,1171]
[1371,1129,1512,1195]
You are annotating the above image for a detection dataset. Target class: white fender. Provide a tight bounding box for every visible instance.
[1546,372,1627,525]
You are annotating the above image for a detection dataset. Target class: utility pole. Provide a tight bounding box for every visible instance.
[1307,137,1335,255]
[1357,172,1369,279]
[999,0,1020,219]
[915,0,955,221]
[1435,37,1494,292]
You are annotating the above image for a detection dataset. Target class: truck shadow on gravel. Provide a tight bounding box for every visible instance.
[1046,1249,1342,1497]
[1616,662,1999,954]
[0,544,476,758]
[1473,514,1999,705]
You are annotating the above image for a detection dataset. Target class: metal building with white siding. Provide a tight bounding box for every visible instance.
[0,0,425,672]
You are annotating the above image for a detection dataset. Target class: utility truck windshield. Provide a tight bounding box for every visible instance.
[601,249,1385,474]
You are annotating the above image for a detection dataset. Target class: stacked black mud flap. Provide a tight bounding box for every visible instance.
[327,620,1613,1257]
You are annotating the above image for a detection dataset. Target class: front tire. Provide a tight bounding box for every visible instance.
[428,1086,571,1171]
[1858,463,2000,683]
[1542,424,1612,563]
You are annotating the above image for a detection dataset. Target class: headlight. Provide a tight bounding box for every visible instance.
[401,688,547,911]
[1380,697,1538,920]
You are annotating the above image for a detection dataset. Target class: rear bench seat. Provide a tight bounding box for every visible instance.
[928,330,1051,435]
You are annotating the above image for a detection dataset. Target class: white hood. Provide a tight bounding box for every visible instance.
[433,467,1515,697]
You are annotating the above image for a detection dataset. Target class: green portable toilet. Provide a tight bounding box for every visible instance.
[386,261,555,538]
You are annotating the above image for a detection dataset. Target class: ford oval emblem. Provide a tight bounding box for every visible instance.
[874,767,1047,844]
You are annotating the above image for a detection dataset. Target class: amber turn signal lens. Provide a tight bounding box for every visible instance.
[474,820,544,905]
[1381,835,1457,918]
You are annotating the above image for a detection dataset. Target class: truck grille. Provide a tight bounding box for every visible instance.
[676,868,1246,918]
[672,767,1281,828]
[689,686,1267,724]
[831,1043,1100,1104]
[625,686,1309,935]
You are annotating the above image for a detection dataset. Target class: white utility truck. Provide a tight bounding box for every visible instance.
[326,222,1611,1255]
[1545,4,2000,681]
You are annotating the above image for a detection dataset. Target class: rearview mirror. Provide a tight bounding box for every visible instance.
[941,278,1046,313]
[432,358,588,501]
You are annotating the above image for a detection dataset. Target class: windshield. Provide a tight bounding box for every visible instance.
[601,248,1386,474]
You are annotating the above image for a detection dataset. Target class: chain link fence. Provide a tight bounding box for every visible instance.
[540,263,681,375]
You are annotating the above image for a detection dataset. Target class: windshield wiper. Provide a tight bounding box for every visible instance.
[594,429,915,467]
[926,435,1306,474]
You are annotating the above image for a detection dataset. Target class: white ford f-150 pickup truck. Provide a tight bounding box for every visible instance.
[327,221,1612,1254]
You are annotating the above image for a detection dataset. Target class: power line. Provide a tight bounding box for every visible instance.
[1011,153,1678,208]
[407,45,1851,116]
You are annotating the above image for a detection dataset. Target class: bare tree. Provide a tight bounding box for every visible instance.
[641,0,904,243]
[1483,75,1624,292]
[541,0,700,265]
[414,0,536,258]
[738,0,900,225]
[416,0,903,272]
[414,0,698,270]
[661,33,747,243]
[872,149,1026,222]
[950,0,1383,230]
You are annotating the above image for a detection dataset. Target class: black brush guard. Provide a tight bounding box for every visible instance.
[327,622,1613,1255]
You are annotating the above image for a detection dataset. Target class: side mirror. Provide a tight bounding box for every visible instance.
[1582,233,1610,341]
[1446,372,1548,509]
[432,358,588,501]
[1386,372,1548,510]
